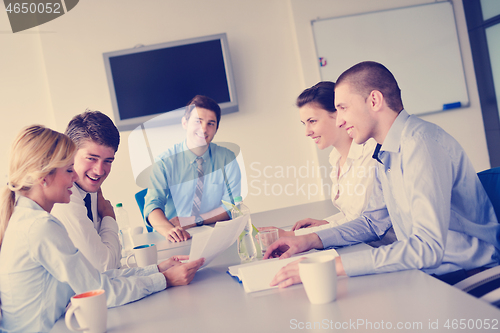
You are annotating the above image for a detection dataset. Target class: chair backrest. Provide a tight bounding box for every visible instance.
[135,188,153,232]
[477,167,500,222]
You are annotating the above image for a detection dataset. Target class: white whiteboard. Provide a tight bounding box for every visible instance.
[312,1,469,115]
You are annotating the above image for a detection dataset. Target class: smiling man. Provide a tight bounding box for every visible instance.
[265,61,500,287]
[52,110,121,272]
[144,95,241,242]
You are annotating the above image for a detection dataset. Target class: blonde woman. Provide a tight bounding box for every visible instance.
[0,125,204,332]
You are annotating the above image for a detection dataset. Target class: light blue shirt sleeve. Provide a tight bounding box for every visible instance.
[144,158,172,224]
[219,156,242,218]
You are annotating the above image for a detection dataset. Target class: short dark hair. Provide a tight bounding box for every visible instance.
[336,61,404,112]
[184,95,221,129]
[296,81,336,113]
[65,110,120,152]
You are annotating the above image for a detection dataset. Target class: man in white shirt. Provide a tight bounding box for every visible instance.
[52,110,122,272]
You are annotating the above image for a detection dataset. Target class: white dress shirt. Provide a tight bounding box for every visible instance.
[51,184,121,272]
[295,139,379,236]
[0,196,165,333]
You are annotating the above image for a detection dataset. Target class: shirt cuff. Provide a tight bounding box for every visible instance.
[140,264,160,275]
[339,249,376,277]
[315,228,343,248]
[221,204,231,218]
[149,272,167,291]
[143,264,167,291]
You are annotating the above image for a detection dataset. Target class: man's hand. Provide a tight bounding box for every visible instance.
[270,256,346,288]
[97,189,115,219]
[262,233,324,260]
[157,255,189,273]
[169,216,181,227]
[257,226,293,238]
[163,258,205,287]
[166,226,191,243]
[292,218,328,231]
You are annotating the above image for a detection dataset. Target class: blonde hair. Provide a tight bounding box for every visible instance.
[0,125,76,248]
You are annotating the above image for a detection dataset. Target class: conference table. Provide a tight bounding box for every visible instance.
[51,200,500,332]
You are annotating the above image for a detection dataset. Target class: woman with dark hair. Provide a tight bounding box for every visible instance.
[263,82,391,242]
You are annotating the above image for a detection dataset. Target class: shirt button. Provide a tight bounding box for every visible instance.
[387,168,391,173]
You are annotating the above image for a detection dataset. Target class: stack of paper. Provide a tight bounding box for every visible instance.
[188,214,249,268]
[228,248,339,293]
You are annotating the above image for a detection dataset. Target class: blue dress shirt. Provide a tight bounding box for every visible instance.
[144,141,241,227]
[0,196,166,333]
[316,110,500,276]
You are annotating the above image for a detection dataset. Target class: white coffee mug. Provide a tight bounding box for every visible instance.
[126,244,157,268]
[299,255,337,304]
[130,226,144,236]
[65,289,107,333]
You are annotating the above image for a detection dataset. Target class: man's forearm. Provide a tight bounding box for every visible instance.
[201,207,229,224]
[148,209,175,236]
[183,207,229,229]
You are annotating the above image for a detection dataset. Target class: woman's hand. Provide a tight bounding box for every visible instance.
[292,218,328,231]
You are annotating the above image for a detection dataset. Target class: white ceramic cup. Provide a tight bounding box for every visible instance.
[299,255,337,304]
[126,244,157,268]
[257,229,279,254]
[130,226,144,236]
[65,289,107,333]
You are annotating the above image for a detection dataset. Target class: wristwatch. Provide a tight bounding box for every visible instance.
[195,215,204,226]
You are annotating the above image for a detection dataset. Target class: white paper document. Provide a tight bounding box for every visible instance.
[228,248,339,293]
[189,214,249,268]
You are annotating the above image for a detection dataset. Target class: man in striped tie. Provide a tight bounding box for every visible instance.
[144,95,242,242]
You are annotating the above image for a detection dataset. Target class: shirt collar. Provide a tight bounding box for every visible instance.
[329,146,341,166]
[16,195,44,211]
[73,182,88,198]
[347,140,365,160]
[181,140,212,165]
[329,140,367,167]
[381,109,410,153]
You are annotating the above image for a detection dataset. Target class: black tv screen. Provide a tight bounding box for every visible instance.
[103,33,238,131]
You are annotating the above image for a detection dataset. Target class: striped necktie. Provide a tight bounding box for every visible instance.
[191,157,204,216]
[84,193,93,222]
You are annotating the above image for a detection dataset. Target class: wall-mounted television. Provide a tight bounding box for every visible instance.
[103,33,238,131]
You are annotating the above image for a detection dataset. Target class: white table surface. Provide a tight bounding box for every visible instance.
[51,200,500,332]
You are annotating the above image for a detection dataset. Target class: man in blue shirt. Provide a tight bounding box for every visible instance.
[144,95,241,242]
[265,61,500,286]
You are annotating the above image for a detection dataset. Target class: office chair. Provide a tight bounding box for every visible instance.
[453,167,500,307]
[454,266,500,307]
[477,167,500,221]
[135,188,153,232]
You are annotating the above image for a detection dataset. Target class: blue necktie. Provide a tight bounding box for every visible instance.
[372,143,383,164]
